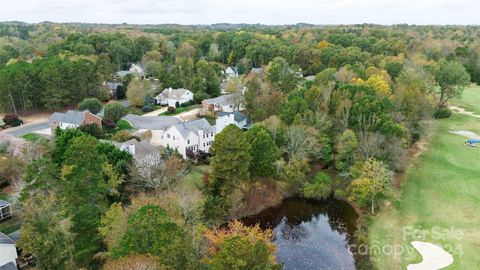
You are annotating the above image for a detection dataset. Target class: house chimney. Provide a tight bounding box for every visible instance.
[169,87,172,93]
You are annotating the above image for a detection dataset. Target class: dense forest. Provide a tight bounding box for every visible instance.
[0,22,477,269]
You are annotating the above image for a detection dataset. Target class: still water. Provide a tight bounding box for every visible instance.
[241,197,359,270]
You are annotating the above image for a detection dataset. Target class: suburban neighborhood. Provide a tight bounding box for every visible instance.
[0,4,480,269]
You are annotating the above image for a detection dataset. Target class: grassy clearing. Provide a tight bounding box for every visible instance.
[369,114,480,268]
[451,84,480,114]
[21,133,42,141]
[0,192,20,234]
[116,119,134,131]
[183,165,210,191]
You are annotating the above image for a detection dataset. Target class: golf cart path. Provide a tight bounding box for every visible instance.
[449,106,480,118]
[449,130,480,140]
[407,241,454,270]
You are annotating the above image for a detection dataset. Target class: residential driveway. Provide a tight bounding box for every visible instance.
[123,114,181,130]
[1,121,49,137]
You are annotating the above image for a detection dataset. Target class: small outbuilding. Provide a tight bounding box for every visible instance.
[0,200,12,222]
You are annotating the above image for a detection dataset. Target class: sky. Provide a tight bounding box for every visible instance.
[1,0,479,25]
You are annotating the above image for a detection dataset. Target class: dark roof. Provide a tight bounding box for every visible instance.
[218,111,248,123]
[120,139,158,161]
[48,110,86,125]
[7,230,19,242]
[0,232,15,245]
[0,262,16,270]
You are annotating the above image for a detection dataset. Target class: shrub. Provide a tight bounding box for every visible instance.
[303,172,333,200]
[180,101,191,107]
[102,118,116,129]
[167,106,176,114]
[78,98,102,114]
[79,123,103,138]
[115,85,126,100]
[3,114,23,127]
[434,107,452,119]
[112,130,133,142]
[104,102,127,123]
[334,189,347,200]
[175,101,180,108]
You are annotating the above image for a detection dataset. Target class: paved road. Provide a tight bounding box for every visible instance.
[2,121,49,137]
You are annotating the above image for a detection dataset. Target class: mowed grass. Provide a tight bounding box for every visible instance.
[451,84,480,114]
[369,114,480,269]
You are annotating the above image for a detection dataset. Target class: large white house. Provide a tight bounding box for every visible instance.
[155,87,194,107]
[216,111,249,133]
[0,232,17,269]
[162,118,215,158]
[225,66,239,78]
[202,94,244,113]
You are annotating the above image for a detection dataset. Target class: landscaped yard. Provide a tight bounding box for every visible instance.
[183,165,210,190]
[368,110,480,268]
[116,119,134,131]
[21,133,42,142]
[159,105,197,116]
[451,84,480,114]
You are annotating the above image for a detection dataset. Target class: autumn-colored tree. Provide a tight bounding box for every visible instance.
[203,220,280,270]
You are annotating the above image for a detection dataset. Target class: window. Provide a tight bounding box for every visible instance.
[173,136,175,140]
[206,133,209,138]
[187,139,190,144]
[211,132,214,136]
[203,134,205,139]
[167,134,170,138]
[203,143,205,147]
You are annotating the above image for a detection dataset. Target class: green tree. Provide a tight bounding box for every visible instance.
[348,159,393,214]
[61,135,110,267]
[435,59,470,107]
[78,97,102,114]
[104,101,127,124]
[126,78,152,107]
[266,56,299,93]
[247,128,277,179]
[112,205,187,269]
[18,195,74,270]
[205,125,251,222]
[303,172,333,200]
[335,129,358,173]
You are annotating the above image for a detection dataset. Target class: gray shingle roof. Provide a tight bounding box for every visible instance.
[174,118,214,139]
[203,94,242,107]
[0,232,15,245]
[48,110,85,125]
[0,262,16,270]
[218,111,248,123]
[156,88,191,101]
[123,114,181,130]
[121,139,158,161]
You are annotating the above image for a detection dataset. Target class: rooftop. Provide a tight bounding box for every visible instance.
[123,114,181,130]
[203,94,243,106]
[49,110,86,125]
[218,111,248,123]
[0,232,15,245]
[156,88,191,101]
[174,118,214,139]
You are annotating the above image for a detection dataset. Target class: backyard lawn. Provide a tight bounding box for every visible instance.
[368,106,480,268]
[451,84,480,114]
[159,105,197,116]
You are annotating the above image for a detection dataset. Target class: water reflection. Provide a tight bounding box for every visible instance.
[241,197,359,270]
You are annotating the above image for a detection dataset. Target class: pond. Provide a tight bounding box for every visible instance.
[241,197,360,270]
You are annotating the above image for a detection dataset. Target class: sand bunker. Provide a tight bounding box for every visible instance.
[407,241,454,270]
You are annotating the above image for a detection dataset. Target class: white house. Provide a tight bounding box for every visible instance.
[202,94,244,113]
[155,88,194,107]
[162,118,215,158]
[216,111,249,133]
[0,232,17,269]
[225,67,239,78]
